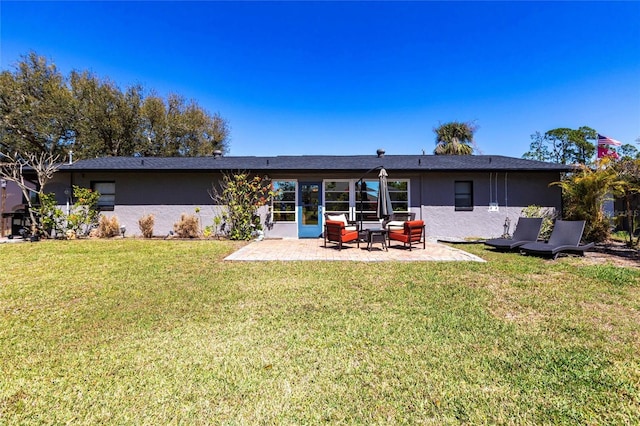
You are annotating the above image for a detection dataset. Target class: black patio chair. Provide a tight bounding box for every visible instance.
[519,220,594,260]
[484,217,543,251]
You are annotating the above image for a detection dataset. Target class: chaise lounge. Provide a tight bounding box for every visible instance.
[484,217,543,251]
[519,220,594,260]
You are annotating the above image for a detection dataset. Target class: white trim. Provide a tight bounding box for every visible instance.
[271,179,298,223]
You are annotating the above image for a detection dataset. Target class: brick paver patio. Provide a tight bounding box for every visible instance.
[225,238,486,262]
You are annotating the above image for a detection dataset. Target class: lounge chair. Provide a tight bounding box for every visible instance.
[484,217,543,251]
[388,220,425,251]
[324,220,360,250]
[519,220,594,259]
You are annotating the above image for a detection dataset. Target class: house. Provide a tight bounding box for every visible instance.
[1,179,34,237]
[46,151,571,239]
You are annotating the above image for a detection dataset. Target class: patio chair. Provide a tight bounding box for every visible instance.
[519,220,594,260]
[324,213,359,232]
[388,220,425,251]
[324,220,360,250]
[382,212,416,232]
[484,217,543,251]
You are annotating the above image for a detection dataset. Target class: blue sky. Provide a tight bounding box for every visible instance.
[2,1,639,158]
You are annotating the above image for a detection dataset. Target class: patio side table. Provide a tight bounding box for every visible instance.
[366,228,388,251]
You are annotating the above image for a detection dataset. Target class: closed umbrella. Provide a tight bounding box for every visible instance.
[376,167,393,221]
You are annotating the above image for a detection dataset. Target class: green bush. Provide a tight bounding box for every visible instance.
[209,172,276,240]
[521,205,557,240]
[38,186,101,238]
[552,164,619,242]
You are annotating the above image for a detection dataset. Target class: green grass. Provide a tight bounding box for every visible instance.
[1,240,639,424]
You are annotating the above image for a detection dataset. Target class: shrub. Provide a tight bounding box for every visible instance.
[208,172,276,240]
[521,205,556,240]
[138,214,155,238]
[38,186,101,238]
[173,213,200,238]
[552,164,619,242]
[98,215,121,238]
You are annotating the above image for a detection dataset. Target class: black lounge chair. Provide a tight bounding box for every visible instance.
[484,217,543,251]
[519,220,594,260]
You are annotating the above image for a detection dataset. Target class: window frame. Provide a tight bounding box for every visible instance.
[454,180,474,211]
[91,181,116,211]
[354,178,410,222]
[271,180,297,223]
[323,180,352,218]
[387,180,409,213]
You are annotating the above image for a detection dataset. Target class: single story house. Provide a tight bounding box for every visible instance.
[45,151,572,239]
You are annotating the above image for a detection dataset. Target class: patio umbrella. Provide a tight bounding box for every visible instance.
[376,167,393,221]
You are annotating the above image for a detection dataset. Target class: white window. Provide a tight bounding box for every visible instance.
[272,181,296,222]
[324,180,350,217]
[353,179,410,222]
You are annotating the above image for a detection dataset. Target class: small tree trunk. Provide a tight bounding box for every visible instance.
[624,194,636,247]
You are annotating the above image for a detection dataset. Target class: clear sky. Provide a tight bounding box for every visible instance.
[1,1,639,158]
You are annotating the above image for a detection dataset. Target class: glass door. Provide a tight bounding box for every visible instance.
[298,182,322,238]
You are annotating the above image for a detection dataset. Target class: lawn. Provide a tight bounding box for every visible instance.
[1,240,638,424]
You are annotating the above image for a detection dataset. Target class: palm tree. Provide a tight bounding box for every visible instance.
[433,121,477,155]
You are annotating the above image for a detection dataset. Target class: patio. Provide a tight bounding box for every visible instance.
[224,237,486,262]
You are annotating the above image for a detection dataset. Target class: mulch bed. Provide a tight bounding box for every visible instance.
[584,241,639,267]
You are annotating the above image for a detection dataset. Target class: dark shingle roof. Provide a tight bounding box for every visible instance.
[58,155,573,173]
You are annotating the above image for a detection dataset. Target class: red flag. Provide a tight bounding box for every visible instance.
[598,145,619,159]
[597,134,622,146]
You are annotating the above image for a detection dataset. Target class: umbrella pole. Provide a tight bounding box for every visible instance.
[356,165,384,233]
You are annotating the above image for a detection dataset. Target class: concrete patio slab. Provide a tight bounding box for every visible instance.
[224,238,486,262]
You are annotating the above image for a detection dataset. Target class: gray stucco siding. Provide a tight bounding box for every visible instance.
[416,171,561,208]
[414,171,562,239]
[46,166,564,239]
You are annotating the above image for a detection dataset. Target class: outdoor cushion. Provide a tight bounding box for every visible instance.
[388,220,425,250]
[326,213,357,231]
[385,220,405,232]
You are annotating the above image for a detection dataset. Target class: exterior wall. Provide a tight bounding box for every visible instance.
[3,180,26,212]
[47,169,563,239]
[2,180,37,237]
[414,171,562,239]
[48,171,222,237]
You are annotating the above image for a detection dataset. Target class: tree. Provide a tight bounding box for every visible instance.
[612,158,640,247]
[2,51,231,160]
[551,161,621,242]
[522,131,553,162]
[0,151,61,236]
[619,144,640,160]
[523,126,597,164]
[0,52,75,158]
[139,94,229,157]
[70,71,143,157]
[433,121,477,155]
